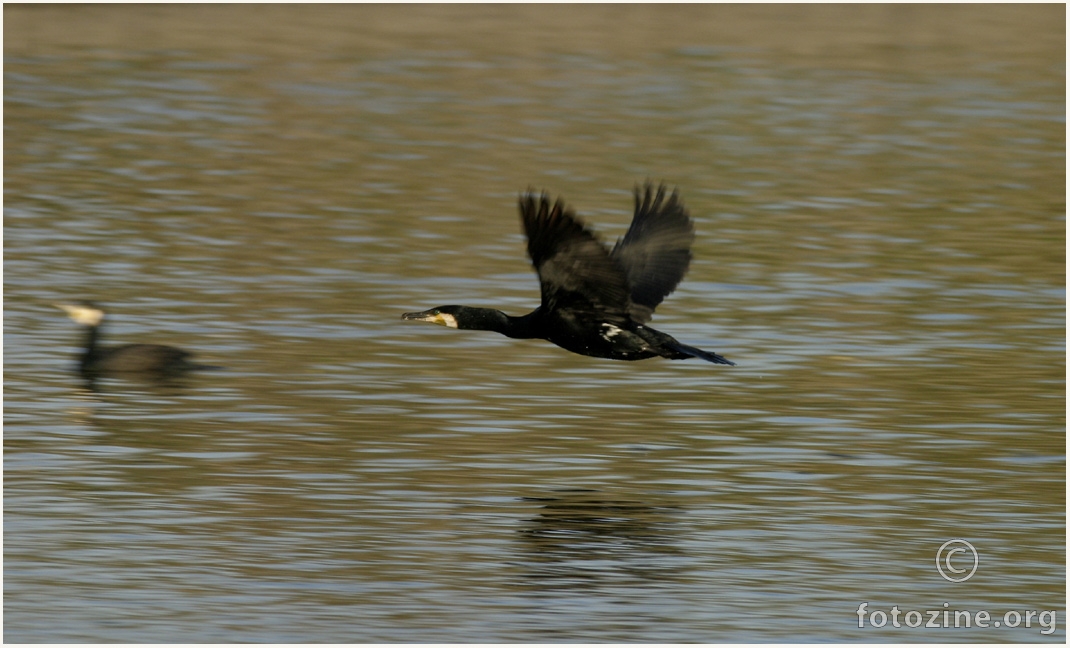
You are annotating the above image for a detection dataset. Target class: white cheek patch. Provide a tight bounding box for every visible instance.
[80,309,105,326]
[437,312,459,328]
[61,305,104,327]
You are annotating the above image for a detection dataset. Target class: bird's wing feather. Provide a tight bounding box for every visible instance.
[610,183,695,323]
[519,192,632,326]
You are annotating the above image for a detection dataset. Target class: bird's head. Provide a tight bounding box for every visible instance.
[55,301,105,327]
[401,306,462,329]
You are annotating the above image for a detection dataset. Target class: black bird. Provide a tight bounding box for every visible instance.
[402,183,734,365]
[55,301,211,378]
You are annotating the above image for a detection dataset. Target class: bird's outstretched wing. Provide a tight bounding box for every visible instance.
[610,183,695,323]
[519,192,632,325]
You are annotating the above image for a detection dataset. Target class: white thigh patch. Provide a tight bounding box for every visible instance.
[600,324,625,341]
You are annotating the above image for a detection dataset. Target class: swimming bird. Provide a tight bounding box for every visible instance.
[55,301,212,378]
[402,183,734,365]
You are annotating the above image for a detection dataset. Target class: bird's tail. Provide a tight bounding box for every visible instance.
[668,341,735,366]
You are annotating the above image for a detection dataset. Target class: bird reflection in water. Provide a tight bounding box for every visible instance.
[516,489,685,589]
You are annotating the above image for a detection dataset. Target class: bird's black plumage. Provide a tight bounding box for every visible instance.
[402,183,734,365]
[55,301,213,379]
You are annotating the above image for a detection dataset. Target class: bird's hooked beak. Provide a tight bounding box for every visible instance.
[401,309,459,328]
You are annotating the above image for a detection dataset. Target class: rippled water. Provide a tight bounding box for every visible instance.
[4,5,1064,642]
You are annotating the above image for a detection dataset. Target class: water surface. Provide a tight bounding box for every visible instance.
[4,5,1064,642]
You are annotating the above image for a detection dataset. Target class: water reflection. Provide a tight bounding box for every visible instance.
[517,490,684,589]
[69,374,202,397]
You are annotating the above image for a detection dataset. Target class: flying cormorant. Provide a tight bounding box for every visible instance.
[402,183,734,365]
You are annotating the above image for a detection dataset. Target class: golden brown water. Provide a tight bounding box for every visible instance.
[5,4,1064,641]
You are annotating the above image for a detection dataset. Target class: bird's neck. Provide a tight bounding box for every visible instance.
[80,325,103,366]
[462,308,541,339]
